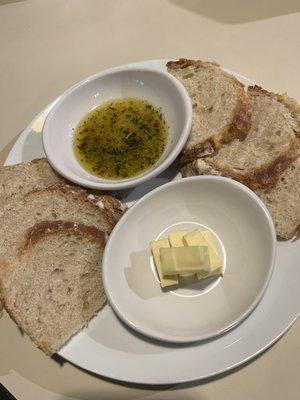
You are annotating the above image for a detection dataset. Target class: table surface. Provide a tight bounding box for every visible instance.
[0,1,299,399]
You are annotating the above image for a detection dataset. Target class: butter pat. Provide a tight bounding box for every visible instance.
[160,246,211,275]
[168,230,187,247]
[168,230,194,277]
[150,239,178,287]
[183,230,222,272]
[183,230,207,247]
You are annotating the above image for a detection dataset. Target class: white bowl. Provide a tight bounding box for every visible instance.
[103,176,276,343]
[42,67,192,190]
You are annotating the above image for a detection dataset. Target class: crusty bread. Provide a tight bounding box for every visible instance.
[255,158,300,239]
[0,183,124,259]
[0,160,125,317]
[167,59,252,163]
[85,192,125,226]
[0,220,106,355]
[181,157,300,240]
[181,158,224,179]
[198,86,300,189]
[0,158,64,207]
[0,158,65,315]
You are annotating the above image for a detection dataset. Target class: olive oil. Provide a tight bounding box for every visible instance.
[74,98,168,179]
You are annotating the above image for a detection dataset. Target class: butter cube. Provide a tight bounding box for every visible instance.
[183,230,207,247]
[168,230,187,247]
[168,230,195,277]
[150,239,178,287]
[183,230,222,278]
[160,246,211,275]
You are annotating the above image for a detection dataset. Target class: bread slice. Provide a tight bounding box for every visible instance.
[255,158,300,240]
[0,158,63,315]
[0,220,106,355]
[198,86,300,189]
[0,158,64,207]
[0,183,124,259]
[167,59,252,163]
[85,192,125,226]
[181,157,300,240]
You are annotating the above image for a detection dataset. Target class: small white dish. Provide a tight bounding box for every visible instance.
[42,67,192,190]
[103,176,276,343]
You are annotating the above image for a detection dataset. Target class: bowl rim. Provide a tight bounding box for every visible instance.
[102,175,277,343]
[42,66,193,190]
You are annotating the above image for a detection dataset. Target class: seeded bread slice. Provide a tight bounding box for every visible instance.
[167,59,252,163]
[0,158,65,316]
[0,183,124,259]
[181,157,300,240]
[199,86,300,189]
[0,221,106,355]
[0,158,64,207]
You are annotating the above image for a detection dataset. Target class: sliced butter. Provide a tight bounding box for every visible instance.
[168,230,194,277]
[183,230,207,247]
[168,230,187,247]
[183,230,222,278]
[160,246,211,275]
[150,239,178,287]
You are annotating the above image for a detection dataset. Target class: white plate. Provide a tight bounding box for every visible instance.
[103,176,276,343]
[5,60,300,385]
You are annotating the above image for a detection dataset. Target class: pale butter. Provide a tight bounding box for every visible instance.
[168,230,187,247]
[168,230,195,277]
[160,246,211,275]
[183,230,222,277]
[150,239,178,287]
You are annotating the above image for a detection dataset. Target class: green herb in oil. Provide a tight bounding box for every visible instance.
[73,98,168,179]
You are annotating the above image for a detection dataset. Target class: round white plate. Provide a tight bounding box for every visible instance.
[103,176,276,343]
[5,60,300,385]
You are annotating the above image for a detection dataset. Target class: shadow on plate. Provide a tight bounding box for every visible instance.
[118,164,180,205]
[124,250,163,300]
[53,331,284,394]
[22,132,45,162]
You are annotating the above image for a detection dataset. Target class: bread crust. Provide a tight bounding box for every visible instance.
[20,220,106,255]
[205,86,300,189]
[277,94,300,138]
[207,147,299,190]
[0,158,64,207]
[249,86,300,138]
[0,221,106,355]
[167,59,252,164]
[0,159,126,227]
[24,183,125,232]
[0,157,62,179]
[181,156,300,240]
[0,264,55,352]
[166,58,219,70]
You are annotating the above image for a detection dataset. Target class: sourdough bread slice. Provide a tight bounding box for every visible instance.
[167,59,252,163]
[0,221,106,355]
[200,86,300,189]
[85,192,125,226]
[0,157,64,315]
[0,183,124,259]
[181,157,300,240]
[255,158,300,239]
[0,158,64,207]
